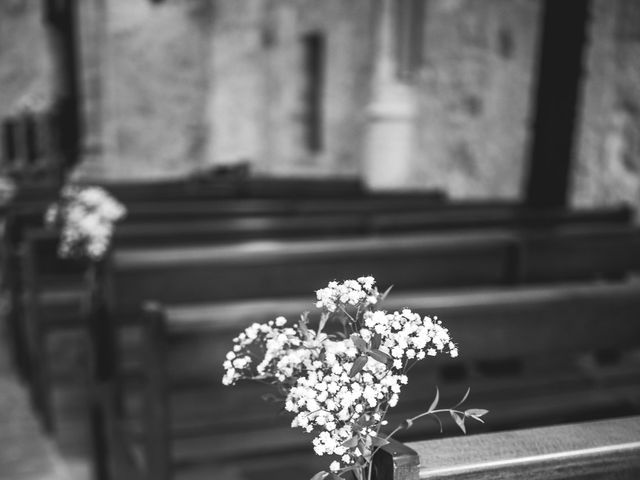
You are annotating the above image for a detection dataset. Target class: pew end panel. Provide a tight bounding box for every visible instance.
[372,440,420,480]
[140,301,172,480]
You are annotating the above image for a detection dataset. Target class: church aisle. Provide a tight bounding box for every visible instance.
[0,330,86,480]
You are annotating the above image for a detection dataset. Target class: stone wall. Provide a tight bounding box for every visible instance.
[409,0,542,199]
[0,1,53,123]
[84,0,539,193]
[4,1,638,211]
[572,0,640,210]
[77,0,373,180]
[79,0,212,180]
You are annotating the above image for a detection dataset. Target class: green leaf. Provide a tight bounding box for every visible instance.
[358,440,368,455]
[379,284,394,302]
[310,471,327,480]
[368,349,392,366]
[371,436,390,448]
[465,408,489,423]
[327,474,342,480]
[371,333,382,350]
[318,312,330,333]
[428,387,439,413]
[299,314,310,339]
[349,355,368,377]
[431,413,444,433]
[454,387,471,408]
[450,411,466,434]
[351,334,368,353]
[341,436,359,448]
[465,408,488,418]
[401,418,414,430]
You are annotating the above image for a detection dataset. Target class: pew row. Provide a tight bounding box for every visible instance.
[0,192,459,383]
[6,200,632,248]
[10,176,386,204]
[30,223,640,433]
[19,207,637,432]
[375,415,640,480]
[103,226,640,307]
[1,195,516,379]
[101,278,640,480]
[18,213,520,430]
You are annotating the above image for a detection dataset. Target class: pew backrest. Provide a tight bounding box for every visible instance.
[375,415,640,480]
[105,224,640,313]
[107,230,519,311]
[155,279,640,387]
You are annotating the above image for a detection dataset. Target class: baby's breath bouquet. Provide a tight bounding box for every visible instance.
[45,185,126,260]
[223,277,487,480]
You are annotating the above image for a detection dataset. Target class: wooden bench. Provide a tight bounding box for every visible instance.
[1,190,449,379]
[8,177,374,203]
[21,209,636,433]
[17,206,527,429]
[101,225,640,307]
[5,200,631,248]
[20,222,640,428]
[374,415,640,480]
[93,279,640,480]
[79,283,640,478]
[85,228,640,480]
[19,212,438,431]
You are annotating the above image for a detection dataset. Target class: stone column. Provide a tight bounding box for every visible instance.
[363,0,418,190]
[205,1,266,170]
[71,0,107,181]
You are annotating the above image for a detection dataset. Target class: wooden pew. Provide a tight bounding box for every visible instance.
[102,225,640,307]
[10,176,386,202]
[374,415,640,480]
[22,222,640,425]
[88,229,640,480]
[128,281,640,470]
[23,210,637,434]
[5,200,632,248]
[1,190,447,379]
[18,213,403,431]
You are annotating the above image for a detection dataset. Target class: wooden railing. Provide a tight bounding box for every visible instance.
[374,415,640,480]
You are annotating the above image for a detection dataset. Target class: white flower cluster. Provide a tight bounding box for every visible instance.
[45,185,126,260]
[286,337,405,466]
[222,316,314,386]
[222,277,459,475]
[284,310,456,472]
[363,309,458,367]
[315,276,378,312]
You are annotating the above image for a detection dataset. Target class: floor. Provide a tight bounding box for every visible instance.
[0,327,89,480]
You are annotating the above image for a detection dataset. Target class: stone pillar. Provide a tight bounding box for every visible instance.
[205,1,266,170]
[363,0,418,190]
[572,0,640,212]
[71,0,107,181]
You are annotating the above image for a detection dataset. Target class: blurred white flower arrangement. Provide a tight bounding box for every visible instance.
[45,185,126,260]
[223,276,487,480]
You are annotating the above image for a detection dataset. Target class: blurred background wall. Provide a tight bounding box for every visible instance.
[1,0,639,208]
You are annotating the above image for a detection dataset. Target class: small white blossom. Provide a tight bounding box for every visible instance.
[221,276,461,474]
[45,185,126,260]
